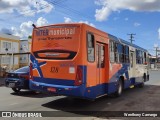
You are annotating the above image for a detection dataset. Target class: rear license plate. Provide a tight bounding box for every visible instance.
[8,83,15,88]
[47,87,56,92]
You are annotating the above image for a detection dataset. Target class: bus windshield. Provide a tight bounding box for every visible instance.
[32,25,80,60]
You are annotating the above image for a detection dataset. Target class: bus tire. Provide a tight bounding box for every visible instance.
[138,75,145,88]
[115,80,123,97]
[12,88,21,93]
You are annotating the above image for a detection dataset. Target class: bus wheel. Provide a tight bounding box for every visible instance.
[115,80,123,97]
[139,76,145,88]
[12,88,21,93]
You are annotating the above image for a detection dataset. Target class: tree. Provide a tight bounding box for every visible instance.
[28,35,32,39]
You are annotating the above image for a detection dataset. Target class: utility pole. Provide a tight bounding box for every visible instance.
[127,33,136,44]
[154,46,159,69]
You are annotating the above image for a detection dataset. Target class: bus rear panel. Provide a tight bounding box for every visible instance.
[30,24,95,99]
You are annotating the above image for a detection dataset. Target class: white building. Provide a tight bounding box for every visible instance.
[19,39,31,67]
[0,33,20,73]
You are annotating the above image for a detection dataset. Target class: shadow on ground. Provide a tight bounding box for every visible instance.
[10,90,55,98]
[41,85,160,117]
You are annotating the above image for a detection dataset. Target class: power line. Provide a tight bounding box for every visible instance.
[0,0,63,23]
[1,0,94,25]
[45,0,94,21]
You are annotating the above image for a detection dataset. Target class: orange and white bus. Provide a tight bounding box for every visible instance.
[30,23,149,100]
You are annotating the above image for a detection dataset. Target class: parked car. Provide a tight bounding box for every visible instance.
[5,66,30,92]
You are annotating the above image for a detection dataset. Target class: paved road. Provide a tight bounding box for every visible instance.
[0,70,160,120]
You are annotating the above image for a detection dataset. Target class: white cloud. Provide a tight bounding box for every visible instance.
[36,17,48,27]
[0,17,48,39]
[64,17,73,23]
[0,0,53,16]
[134,22,141,27]
[154,44,158,48]
[19,21,33,38]
[64,17,95,27]
[95,6,111,21]
[158,28,160,39]
[95,0,160,21]
[79,20,95,27]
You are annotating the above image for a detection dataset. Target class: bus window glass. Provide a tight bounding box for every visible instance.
[136,49,144,64]
[87,33,95,62]
[122,45,125,63]
[101,46,105,68]
[114,43,119,62]
[144,52,147,63]
[125,46,129,63]
[118,43,123,63]
[110,41,115,62]
[130,52,133,67]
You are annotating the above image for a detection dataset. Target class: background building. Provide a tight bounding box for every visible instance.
[0,33,20,74]
[19,39,31,67]
[0,33,32,76]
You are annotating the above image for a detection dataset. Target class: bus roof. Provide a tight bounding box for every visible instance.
[33,23,147,52]
[108,34,148,52]
[34,23,107,34]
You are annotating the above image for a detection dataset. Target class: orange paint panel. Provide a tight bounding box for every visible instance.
[100,68,106,84]
[40,61,76,80]
[86,63,97,87]
[33,69,40,77]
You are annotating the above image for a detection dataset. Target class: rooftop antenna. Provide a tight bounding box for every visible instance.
[32,24,37,28]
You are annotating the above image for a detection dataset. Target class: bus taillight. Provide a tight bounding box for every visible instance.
[74,66,83,86]
[144,62,148,65]
[30,63,33,80]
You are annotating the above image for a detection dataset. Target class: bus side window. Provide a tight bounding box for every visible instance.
[118,43,123,63]
[87,33,95,62]
[125,46,129,63]
[114,43,118,63]
[144,52,147,63]
[109,41,115,62]
[101,46,105,68]
[136,49,143,64]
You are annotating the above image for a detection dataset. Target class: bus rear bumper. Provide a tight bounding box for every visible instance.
[29,80,87,98]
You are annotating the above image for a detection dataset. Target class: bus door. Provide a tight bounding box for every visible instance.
[130,51,135,80]
[96,43,106,96]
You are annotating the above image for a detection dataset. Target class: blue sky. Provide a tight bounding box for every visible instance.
[0,0,160,55]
